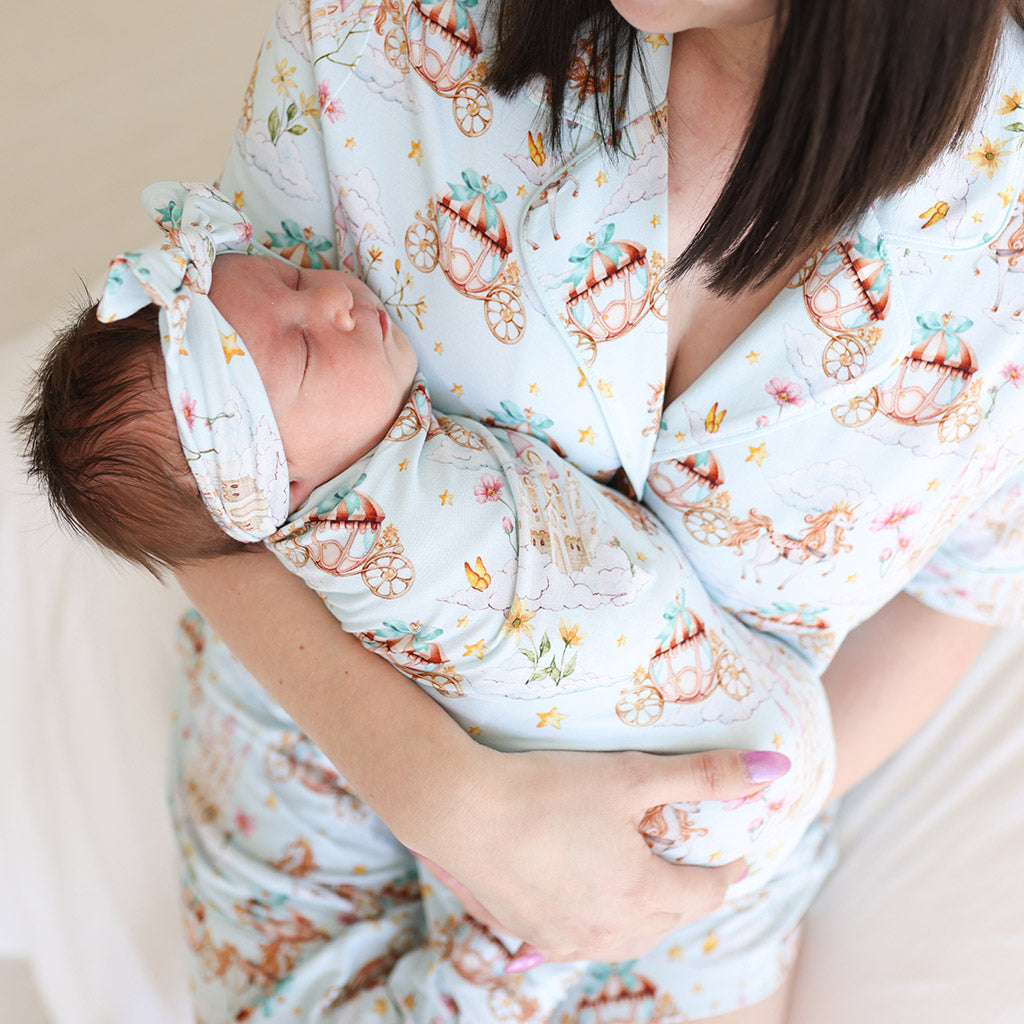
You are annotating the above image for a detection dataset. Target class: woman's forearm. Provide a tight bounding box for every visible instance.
[174,547,489,844]
[822,590,992,803]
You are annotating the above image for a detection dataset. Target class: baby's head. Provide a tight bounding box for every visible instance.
[18,182,417,576]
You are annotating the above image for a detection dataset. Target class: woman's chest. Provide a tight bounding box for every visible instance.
[649,238,1024,651]
[308,4,672,491]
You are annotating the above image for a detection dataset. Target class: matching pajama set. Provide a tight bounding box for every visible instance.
[170,1,1024,1019]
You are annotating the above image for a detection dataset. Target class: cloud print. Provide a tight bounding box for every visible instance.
[238,121,321,202]
[601,135,668,219]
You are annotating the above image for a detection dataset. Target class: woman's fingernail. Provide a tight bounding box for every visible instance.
[741,751,791,783]
[505,952,545,974]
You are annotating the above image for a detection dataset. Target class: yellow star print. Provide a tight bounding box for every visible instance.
[675,430,686,442]
[644,32,669,50]
[597,379,614,398]
[972,211,985,223]
[451,383,464,397]
[408,140,423,165]
[702,933,719,954]
[233,190,245,209]
[999,185,1016,208]
[517,185,526,197]
[439,490,453,505]
[617,635,626,647]
[595,171,607,186]
[456,616,468,628]
[398,459,408,471]
[536,707,566,729]
[927,478,939,491]
[746,349,759,364]
[579,426,596,444]
[463,639,487,659]
[434,341,443,354]
[668,944,684,961]
[651,214,661,228]
[746,443,768,466]
[345,137,355,150]
[529,382,538,394]
[220,331,245,362]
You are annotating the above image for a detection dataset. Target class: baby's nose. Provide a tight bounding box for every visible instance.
[318,283,355,331]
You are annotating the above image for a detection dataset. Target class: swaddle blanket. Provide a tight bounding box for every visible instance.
[268,377,835,883]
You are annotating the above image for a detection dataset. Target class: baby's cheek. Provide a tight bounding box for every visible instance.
[644,636,836,883]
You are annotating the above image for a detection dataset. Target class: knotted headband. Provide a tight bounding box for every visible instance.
[96,181,291,542]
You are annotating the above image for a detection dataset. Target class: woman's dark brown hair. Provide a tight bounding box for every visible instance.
[487,0,1024,294]
[16,300,248,577]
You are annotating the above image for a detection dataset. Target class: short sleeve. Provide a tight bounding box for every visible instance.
[217,1,345,268]
[905,468,1024,626]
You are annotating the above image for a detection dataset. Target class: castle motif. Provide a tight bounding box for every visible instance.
[510,434,599,574]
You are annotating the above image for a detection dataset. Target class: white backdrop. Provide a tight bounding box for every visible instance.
[2,3,1023,1022]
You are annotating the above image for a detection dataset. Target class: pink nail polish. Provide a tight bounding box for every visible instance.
[505,952,545,974]
[742,751,791,783]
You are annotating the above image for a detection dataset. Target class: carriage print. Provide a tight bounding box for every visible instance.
[794,234,891,385]
[406,169,526,344]
[615,594,751,728]
[563,222,668,363]
[831,311,982,442]
[378,0,493,137]
[274,481,414,599]
[359,621,466,697]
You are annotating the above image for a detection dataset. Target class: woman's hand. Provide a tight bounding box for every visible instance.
[176,551,785,965]
[407,746,786,964]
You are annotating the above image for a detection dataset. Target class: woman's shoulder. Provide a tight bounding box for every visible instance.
[874,18,1024,253]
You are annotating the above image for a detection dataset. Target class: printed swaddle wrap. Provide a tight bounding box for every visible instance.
[267,375,835,864]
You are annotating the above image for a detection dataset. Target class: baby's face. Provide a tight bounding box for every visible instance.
[209,254,418,511]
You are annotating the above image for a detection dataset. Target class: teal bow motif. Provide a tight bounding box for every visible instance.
[423,0,477,32]
[580,961,642,996]
[376,621,444,653]
[913,311,974,345]
[656,591,695,644]
[447,169,507,233]
[487,400,554,440]
[566,222,624,289]
[267,220,332,269]
[853,232,891,302]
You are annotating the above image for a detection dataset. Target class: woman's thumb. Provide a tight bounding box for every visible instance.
[640,749,791,805]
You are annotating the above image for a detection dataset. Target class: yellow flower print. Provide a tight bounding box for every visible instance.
[966,136,1009,179]
[502,595,536,642]
[997,90,1022,116]
[298,90,321,121]
[271,59,297,95]
[558,619,586,647]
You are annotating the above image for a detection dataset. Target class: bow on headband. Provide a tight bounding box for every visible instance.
[96,181,291,542]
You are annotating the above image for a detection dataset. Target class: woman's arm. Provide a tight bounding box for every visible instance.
[176,547,773,961]
[822,590,992,803]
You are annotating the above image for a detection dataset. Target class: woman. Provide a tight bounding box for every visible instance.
[173,0,1024,1020]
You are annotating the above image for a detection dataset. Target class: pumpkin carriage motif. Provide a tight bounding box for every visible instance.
[446,917,541,1021]
[406,169,526,343]
[276,484,414,599]
[647,452,736,547]
[575,964,660,1024]
[615,596,751,728]
[831,311,982,442]
[795,234,891,384]
[359,621,466,697]
[564,222,668,364]
[736,603,836,658]
[263,734,365,817]
[380,0,493,136]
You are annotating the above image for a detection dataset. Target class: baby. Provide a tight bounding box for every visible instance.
[20,183,834,1021]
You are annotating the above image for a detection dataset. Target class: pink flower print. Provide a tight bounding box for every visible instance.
[179,391,197,430]
[765,377,804,409]
[897,534,911,550]
[756,414,770,428]
[879,547,893,561]
[474,473,504,503]
[1001,362,1023,388]
[502,516,514,534]
[870,501,922,531]
[318,80,345,123]
[234,810,256,837]
[235,220,253,245]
